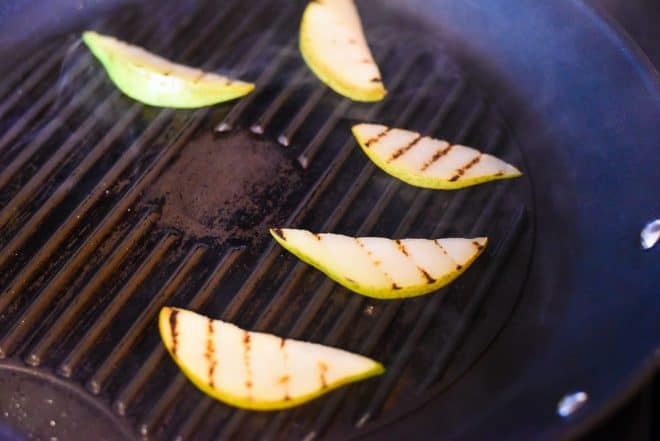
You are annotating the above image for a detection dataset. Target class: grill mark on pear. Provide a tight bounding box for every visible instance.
[355,238,396,286]
[420,268,435,283]
[394,240,408,256]
[421,144,454,171]
[169,309,179,356]
[388,134,422,162]
[449,154,482,182]
[281,339,290,401]
[433,240,462,270]
[395,240,436,284]
[364,127,391,147]
[319,361,329,389]
[243,332,253,395]
[205,318,216,388]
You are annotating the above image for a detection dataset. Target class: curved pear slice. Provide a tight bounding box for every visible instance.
[352,124,522,189]
[300,0,386,102]
[82,31,254,108]
[271,228,487,299]
[159,307,383,410]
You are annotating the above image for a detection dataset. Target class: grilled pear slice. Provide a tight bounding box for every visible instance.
[271,228,487,299]
[82,31,254,108]
[352,124,522,189]
[300,0,386,102]
[159,307,383,410]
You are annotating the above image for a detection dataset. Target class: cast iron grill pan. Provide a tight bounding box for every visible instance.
[0,1,534,439]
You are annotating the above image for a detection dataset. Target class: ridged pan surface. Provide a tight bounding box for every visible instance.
[0,1,533,439]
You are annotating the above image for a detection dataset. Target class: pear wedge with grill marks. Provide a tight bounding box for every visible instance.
[271,228,487,299]
[300,0,386,102]
[352,124,522,189]
[159,307,383,410]
[82,31,254,108]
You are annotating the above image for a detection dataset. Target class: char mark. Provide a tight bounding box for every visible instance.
[388,134,422,162]
[319,362,328,389]
[169,310,179,356]
[364,127,391,147]
[420,268,435,284]
[243,331,253,393]
[449,154,482,181]
[272,228,286,240]
[206,319,216,387]
[421,144,454,171]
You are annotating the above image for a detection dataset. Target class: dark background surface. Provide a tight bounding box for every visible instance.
[0,1,658,440]
[579,2,659,440]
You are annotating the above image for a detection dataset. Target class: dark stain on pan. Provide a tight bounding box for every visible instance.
[144,131,302,245]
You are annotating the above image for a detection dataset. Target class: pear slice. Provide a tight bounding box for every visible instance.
[271,228,487,299]
[352,124,522,189]
[82,31,254,108]
[159,307,383,410]
[299,0,386,102]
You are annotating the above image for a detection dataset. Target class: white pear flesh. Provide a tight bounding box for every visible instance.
[271,228,487,299]
[352,123,522,189]
[82,31,254,108]
[299,0,386,102]
[159,307,384,410]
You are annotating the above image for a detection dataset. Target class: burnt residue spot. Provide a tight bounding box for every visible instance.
[272,228,286,240]
[473,240,485,251]
[456,264,463,271]
[280,338,286,348]
[313,233,322,241]
[169,310,179,356]
[206,319,216,388]
[392,283,401,290]
[369,77,382,83]
[144,131,301,245]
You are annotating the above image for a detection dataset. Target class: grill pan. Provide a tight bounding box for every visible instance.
[0,0,658,440]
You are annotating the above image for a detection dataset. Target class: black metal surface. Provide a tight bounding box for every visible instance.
[0,1,533,440]
[0,0,658,440]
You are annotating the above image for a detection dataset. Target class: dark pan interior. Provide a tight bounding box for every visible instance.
[0,0,658,440]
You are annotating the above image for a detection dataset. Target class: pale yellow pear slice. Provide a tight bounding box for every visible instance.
[82,31,254,108]
[299,0,386,102]
[159,307,383,410]
[352,123,522,189]
[271,228,487,299]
